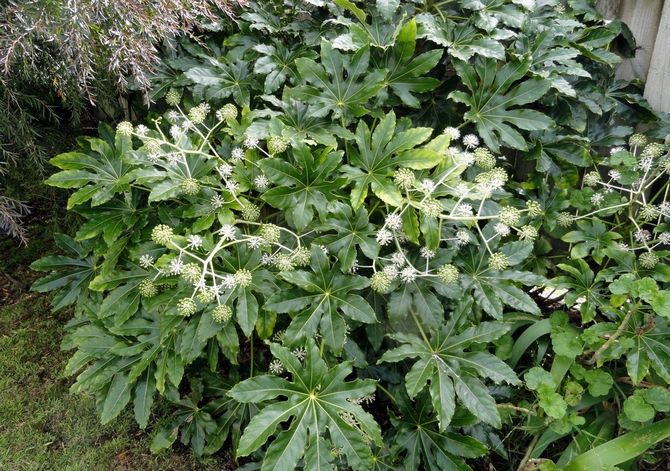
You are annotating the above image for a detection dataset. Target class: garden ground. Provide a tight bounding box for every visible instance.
[0,213,224,471]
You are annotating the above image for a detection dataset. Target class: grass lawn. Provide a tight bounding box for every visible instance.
[0,219,224,470]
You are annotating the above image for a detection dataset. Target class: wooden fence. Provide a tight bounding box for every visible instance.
[596,0,670,112]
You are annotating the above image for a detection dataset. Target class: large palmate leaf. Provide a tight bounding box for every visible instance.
[150,382,219,456]
[379,310,519,429]
[341,110,445,209]
[459,244,544,319]
[416,14,505,61]
[229,341,382,471]
[264,246,376,353]
[449,57,554,152]
[253,41,315,94]
[185,58,255,105]
[263,98,354,148]
[289,39,385,124]
[374,18,443,108]
[260,144,346,230]
[30,233,97,311]
[554,259,608,322]
[391,392,487,471]
[74,198,143,247]
[45,123,138,208]
[313,202,379,273]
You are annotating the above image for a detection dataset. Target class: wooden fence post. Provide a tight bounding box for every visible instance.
[645,2,670,112]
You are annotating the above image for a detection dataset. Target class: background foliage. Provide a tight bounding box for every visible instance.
[28,0,670,470]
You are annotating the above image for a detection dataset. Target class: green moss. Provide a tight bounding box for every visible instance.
[0,293,222,470]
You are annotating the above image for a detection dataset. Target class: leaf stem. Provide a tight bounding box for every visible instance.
[409,309,430,346]
[587,303,637,366]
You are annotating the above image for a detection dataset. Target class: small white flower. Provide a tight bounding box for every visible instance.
[187,235,203,249]
[494,223,511,237]
[462,134,480,148]
[608,169,621,181]
[457,151,475,166]
[135,124,149,137]
[590,193,604,206]
[165,152,180,165]
[254,174,270,190]
[637,156,654,172]
[269,359,284,374]
[168,259,183,275]
[139,254,154,268]
[634,229,651,243]
[391,252,406,267]
[399,267,417,283]
[218,163,233,177]
[386,213,403,231]
[454,203,474,217]
[166,111,180,122]
[247,236,263,249]
[211,194,225,209]
[443,127,461,140]
[454,183,469,197]
[292,347,306,360]
[261,253,276,265]
[610,146,625,155]
[226,180,239,193]
[421,179,436,194]
[659,201,670,215]
[231,147,245,162]
[658,232,670,244]
[170,125,183,140]
[618,242,629,251]
[376,229,393,246]
[383,265,399,279]
[489,177,505,191]
[221,275,237,289]
[219,224,237,241]
[456,230,470,246]
[420,247,435,259]
[244,135,259,148]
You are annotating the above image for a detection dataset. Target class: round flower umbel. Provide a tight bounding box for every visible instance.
[437,264,459,284]
[474,147,496,170]
[583,171,601,187]
[291,247,311,266]
[267,136,289,154]
[138,279,157,297]
[629,133,647,147]
[165,88,182,106]
[488,252,510,271]
[177,298,197,317]
[639,251,659,269]
[241,203,260,222]
[526,200,543,218]
[212,305,233,323]
[216,103,237,121]
[557,212,575,228]
[499,207,521,226]
[151,224,174,246]
[393,168,415,190]
[181,263,201,284]
[234,269,253,288]
[370,271,392,293]
[259,224,281,244]
[116,121,133,137]
[181,178,200,196]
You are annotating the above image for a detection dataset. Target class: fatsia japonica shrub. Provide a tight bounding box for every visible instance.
[31,0,670,469]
